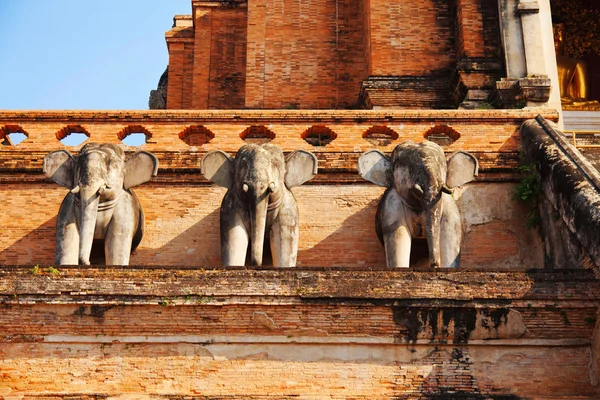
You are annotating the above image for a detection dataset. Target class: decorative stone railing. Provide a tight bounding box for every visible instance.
[0,109,558,176]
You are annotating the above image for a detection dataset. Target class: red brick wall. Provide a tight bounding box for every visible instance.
[190,6,211,109]
[165,0,505,109]
[245,0,366,109]
[170,4,247,110]
[2,342,594,398]
[456,0,502,59]
[166,42,186,109]
[207,6,247,109]
[0,183,541,268]
[366,0,456,76]
[456,0,485,58]
[1,264,597,397]
[1,267,599,397]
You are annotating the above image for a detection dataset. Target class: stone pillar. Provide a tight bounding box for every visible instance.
[494,0,562,124]
[517,0,545,76]
[535,0,562,116]
[498,0,527,78]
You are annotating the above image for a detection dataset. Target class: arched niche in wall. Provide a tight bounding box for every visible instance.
[240,125,276,144]
[56,125,90,147]
[179,125,215,146]
[301,125,337,147]
[362,125,399,146]
[423,124,461,146]
[118,125,153,147]
[1,125,29,146]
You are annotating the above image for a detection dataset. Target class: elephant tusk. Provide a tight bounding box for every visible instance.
[70,186,80,194]
[269,182,276,192]
[98,186,107,195]
[413,184,424,195]
[242,183,249,193]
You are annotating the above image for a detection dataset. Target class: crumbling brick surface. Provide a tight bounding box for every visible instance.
[0,268,599,398]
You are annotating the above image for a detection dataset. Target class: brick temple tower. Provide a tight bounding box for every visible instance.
[153,0,562,112]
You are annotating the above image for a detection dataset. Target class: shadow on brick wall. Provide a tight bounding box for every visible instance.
[297,199,387,267]
[131,208,222,266]
[0,216,57,265]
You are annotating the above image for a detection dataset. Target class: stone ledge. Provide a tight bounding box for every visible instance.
[1,267,597,302]
[0,109,559,123]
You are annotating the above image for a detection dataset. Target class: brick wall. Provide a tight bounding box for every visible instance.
[164,0,504,109]
[4,109,588,398]
[167,3,248,110]
[2,342,594,398]
[0,181,541,268]
[368,0,455,76]
[207,6,247,109]
[245,0,366,109]
[1,268,599,398]
[456,0,485,58]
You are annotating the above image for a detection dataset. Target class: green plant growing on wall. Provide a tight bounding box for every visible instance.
[512,162,541,229]
[46,267,60,275]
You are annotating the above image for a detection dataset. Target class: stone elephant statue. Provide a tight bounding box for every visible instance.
[43,143,158,265]
[201,144,318,267]
[358,140,478,268]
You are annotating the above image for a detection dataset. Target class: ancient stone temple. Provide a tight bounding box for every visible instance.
[2,0,600,398]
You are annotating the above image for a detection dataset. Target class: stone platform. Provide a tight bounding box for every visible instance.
[1,266,599,399]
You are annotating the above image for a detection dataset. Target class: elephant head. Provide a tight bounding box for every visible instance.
[43,143,158,265]
[202,144,318,267]
[358,140,478,268]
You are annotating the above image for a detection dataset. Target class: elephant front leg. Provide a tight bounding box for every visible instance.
[220,194,249,266]
[105,222,135,266]
[104,199,138,266]
[221,222,249,266]
[55,197,79,265]
[439,193,462,268]
[379,190,412,268]
[57,221,80,265]
[383,225,412,268]
[271,194,299,268]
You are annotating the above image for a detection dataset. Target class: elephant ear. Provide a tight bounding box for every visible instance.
[202,150,234,189]
[284,150,318,188]
[446,151,479,188]
[124,151,159,189]
[358,150,391,187]
[43,150,75,189]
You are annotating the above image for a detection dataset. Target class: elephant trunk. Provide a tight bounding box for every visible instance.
[249,194,269,267]
[425,196,443,268]
[78,186,100,265]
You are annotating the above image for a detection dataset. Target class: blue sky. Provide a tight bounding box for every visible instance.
[0,1,191,110]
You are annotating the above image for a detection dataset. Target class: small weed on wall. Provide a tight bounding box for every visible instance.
[512,161,541,229]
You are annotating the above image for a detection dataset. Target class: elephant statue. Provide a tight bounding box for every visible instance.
[43,143,158,265]
[358,140,478,268]
[201,144,318,267]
